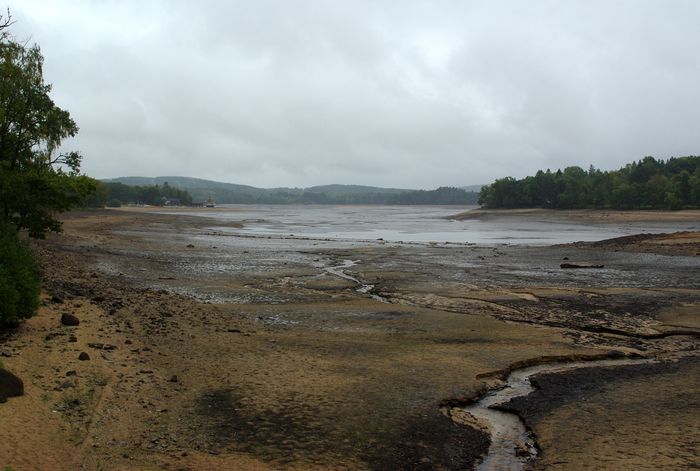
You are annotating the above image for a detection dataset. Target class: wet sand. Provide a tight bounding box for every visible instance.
[0,208,698,470]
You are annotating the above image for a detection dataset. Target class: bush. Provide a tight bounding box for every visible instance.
[105,198,122,208]
[0,225,40,326]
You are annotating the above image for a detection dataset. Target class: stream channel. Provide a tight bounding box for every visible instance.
[462,357,655,470]
[324,259,387,302]
[322,259,660,470]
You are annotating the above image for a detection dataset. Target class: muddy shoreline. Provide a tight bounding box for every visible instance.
[0,208,698,470]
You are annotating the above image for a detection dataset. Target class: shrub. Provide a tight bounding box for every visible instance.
[0,224,40,326]
[105,198,122,208]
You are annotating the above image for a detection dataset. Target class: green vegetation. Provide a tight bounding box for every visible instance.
[0,223,40,326]
[0,13,94,325]
[84,181,193,207]
[479,156,700,210]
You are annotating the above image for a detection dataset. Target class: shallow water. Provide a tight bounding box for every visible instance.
[164,205,699,245]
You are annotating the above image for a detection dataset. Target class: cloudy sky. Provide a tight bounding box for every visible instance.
[7,1,700,189]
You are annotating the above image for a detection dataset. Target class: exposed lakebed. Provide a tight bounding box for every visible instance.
[23,208,698,470]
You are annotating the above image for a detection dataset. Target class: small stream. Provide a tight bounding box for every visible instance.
[463,357,655,470]
[324,259,387,302]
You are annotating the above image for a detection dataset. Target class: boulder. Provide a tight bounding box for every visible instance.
[61,312,80,326]
[0,368,24,403]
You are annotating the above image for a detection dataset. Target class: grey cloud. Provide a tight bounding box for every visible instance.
[8,0,700,188]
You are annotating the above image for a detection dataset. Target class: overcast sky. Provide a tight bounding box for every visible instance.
[8,1,700,189]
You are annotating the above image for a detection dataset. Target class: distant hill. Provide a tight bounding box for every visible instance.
[305,184,406,196]
[102,176,479,205]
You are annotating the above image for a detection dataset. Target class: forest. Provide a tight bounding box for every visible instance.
[85,181,193,207]
[97,179,479,206]
[479,156,700,210]
[250,186,478,205]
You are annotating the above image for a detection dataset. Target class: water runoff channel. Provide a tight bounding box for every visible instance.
[322,258,658,470]
[461,357,656,470]
[323,259,387,302]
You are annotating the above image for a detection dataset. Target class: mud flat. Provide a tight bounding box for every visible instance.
[0,208,698,470]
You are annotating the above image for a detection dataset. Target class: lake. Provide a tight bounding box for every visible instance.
[161,205,700,245]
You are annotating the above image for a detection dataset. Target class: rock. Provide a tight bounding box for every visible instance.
[169,375,179,383]
[55,381,75,390]
[560,263,604,269]
[0,368,24,402]
[186,244,195,248]
[51,294,64,304]
[87,342,116,350]
[78,352,90,361]
[227,328,242,333]
[66,370,77,376]
[61,312,80,326]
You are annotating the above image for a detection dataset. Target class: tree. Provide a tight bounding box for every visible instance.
[0,221,40,326]
[0,26,95,238]
[0,15,94,325]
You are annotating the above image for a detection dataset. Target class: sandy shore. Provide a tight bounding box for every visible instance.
[0,209,698,470]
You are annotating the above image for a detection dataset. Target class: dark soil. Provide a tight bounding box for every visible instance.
[498,356,700,428]
[192,387,490,470]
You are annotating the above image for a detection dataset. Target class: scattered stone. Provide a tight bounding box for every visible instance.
[87,342,117,350]
[61,312,80,326]
[78,352,90,361]
[125,339,133,345]
[0,368,24,402]
[51,294,64,304]
[0,350,11,358]
[55,381,75,390]
[560,263,605,269]
[68,335,78,343]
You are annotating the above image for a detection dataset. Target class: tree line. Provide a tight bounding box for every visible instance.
[479,156,700,210]
[220,186,479,205]
[85,181,193,207]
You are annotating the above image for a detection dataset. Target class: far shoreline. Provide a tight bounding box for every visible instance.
[449,207,700,224]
